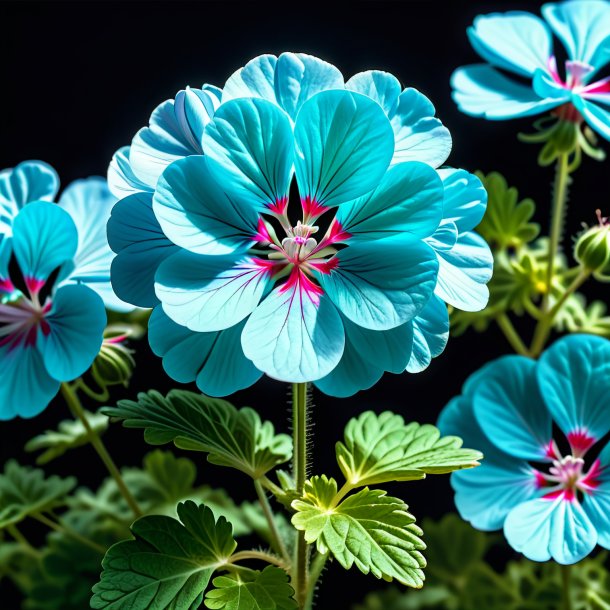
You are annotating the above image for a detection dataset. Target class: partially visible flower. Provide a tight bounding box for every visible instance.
[439,334,610,565]
[0,203,106,419]
[452,1,610,141]
[575,209,610,280]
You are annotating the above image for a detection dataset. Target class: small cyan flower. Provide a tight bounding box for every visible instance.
[0,160,126,419]
[439,334,610,565]
[452,1,610,140]
[108,53,492,397]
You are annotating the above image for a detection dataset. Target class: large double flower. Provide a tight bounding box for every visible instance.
[108,53,492,396]
[439,334,610,565]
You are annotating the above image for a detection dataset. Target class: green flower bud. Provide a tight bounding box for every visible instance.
[575,210,610,279]
[90,324,137,391]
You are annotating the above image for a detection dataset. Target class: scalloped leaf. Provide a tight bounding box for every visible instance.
[204,566,297,609]
[336,411,482,488]
[291,476,426,588]
[91,501,236,609]
[102,390,292,478]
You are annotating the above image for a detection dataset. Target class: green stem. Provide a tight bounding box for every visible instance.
[496,314,530,357]
[254,479,290,565]
[304,552,329,609]
[292,382,309,609]
[7,524,38,555]
[562,564,573,610]
[588,591,610,610]
[32,512,106,554]
[229,550,287,569]
[259,475,286,499]
[61,382,143,518]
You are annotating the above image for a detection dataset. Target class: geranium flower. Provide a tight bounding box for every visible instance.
[452,1,610,139]
[438,334,610,565]
[108,53,492,396]
[0,202,106,419]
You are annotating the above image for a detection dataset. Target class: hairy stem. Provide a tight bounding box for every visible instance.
[32,512,106,554]
[254,479,290,564]
[61,382,143,518]
[496,313,530,356]
[292,382,309,608]
[304,552,329,609]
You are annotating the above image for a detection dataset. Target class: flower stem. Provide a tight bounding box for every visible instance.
[304,552,329,609]
[254,479,290,565]
[292,382,309,609]
[229,550,287,569]
[32,512,106,554]
[496,313,530,357]
[562,564,573,610]
[60,382,143,518]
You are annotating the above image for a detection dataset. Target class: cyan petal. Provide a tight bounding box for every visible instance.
[335,161,443,241]
[452,64,561,119]
[437,168,487,233]
[107,146,152,198]
[0,160,59,235]
[407,295,449,373]
[0,238,12,294]
[434,232,493,312]
[0,344,59,420]
[153,156,258,255]
[316,238,438,330]
[155,250,270,332]
[473,356,553,461]
[468,11,552,77]
[573,95,610,141]
[241,275,345,382]
[294,90,394,209]
[12,202,78,287]
[174,86,221,149]
[346,70,401,115]
[504,496,597,564]
[537,334,610,446]
[40,284,106,381]
[203,98,294,212]
[542,0,610,71]
[532,68,573,100]
[148,307,261,397]
[107,192,179,307]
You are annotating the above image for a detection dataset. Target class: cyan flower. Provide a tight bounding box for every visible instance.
[452,1,610,139]
[0,202,106,419]
[438,334,610,565]
[108,53,492,396]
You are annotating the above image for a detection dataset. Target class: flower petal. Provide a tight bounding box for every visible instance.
[537,334,610,446]
[437,168,488,232]
[39,284,106,381]
[504,495,597,564]
[148,307,261,397]
[316,238,438,330]
[294,90,394,209]
[542,0,610,71]
[107,146,152,198]
[107,192,179,307]
[406,295,449,373]
[242,272,345,382]
[202,98,294,213]
[346,70,401,115]
[12,202,78,286]
[334,161,443,241]
[153,155,259,255]
[0,344,59,420]
[155,250,270,332]
[468,11,552,77]
[472,356,553,461]
[582,441,610,549]
[572,96,610,141]
[0,160,59,235]
[452,64,561,120]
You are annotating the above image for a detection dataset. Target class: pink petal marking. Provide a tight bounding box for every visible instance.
[266,195,289,216]
[544,440,561,461]
[25,277,45,296]
[252,218,273,244]
[579,459,603,494]
[279,267,323,306]
[301,195,329,220]
[252,257,283,277]
[581,75,610,96]
[543,488,576,502]
[567,430,596,457]
[308,257,339,275]
[0,278,14,294]
[547,56,562,85]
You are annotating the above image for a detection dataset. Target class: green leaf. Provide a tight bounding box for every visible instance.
[292,476,426,588]
[0,461,76,529]
[336,411,482,488]
[476,171,540,250]
[91,501,237,609]
[553,293,610,338]
[102,390,292,478]
[24,410,109,465]
[204,566,297,609]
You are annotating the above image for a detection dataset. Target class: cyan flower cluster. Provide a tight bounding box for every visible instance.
[0,161,123,419]
[108,52,493,397]
[452,0,610,138]
[439,334,610,565]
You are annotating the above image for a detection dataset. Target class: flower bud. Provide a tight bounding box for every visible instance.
[90,325,136,391]
[575,210,610,278]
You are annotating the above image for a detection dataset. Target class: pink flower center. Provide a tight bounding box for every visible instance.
[0,294,51,351]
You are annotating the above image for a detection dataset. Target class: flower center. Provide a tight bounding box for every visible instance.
[0,294,51,350]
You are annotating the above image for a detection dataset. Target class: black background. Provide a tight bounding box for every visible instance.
[1,0,608,607]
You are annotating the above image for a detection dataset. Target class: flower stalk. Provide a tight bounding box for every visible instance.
[254,478,290,564]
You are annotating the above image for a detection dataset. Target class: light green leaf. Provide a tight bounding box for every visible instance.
[0,461,76,529]
[91,501,236,610]
[204,566,297,609]
[24,410,109,465]
[336,411,482,488]
[102,390,292,478]
[553,293,610,338]
[292,476,426,588]
[476,171,540,250]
